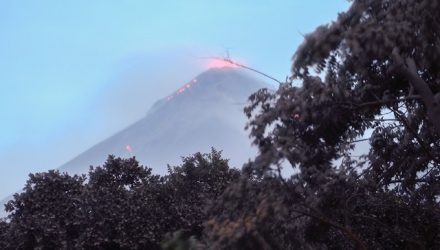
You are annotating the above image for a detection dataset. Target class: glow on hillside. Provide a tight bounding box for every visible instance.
[126,144,133,155]
[166,78,198,101]
[206,58,238,69]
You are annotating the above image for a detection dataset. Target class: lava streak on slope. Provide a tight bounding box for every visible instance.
[166,78,198,101]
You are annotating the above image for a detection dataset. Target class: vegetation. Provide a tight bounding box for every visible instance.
[1,0,439,249]
[0,150,238,249]
[219,0,440,248]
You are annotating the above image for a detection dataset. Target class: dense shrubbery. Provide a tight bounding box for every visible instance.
[2,0,440,249]
[0,149,239,249]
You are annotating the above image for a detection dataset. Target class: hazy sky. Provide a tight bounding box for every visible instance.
[0,1,349,198]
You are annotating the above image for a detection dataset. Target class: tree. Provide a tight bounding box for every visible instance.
[203,0,440,249]
[0,219,9,249]
[164,149,240,238]
[4,171,85,249]
[203,176,297,250]
[0,150,238,249]
[77,156,165,249]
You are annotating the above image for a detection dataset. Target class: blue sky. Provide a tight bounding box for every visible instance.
[0,0,349,198]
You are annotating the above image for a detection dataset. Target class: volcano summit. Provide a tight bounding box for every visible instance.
[59,67,271,175]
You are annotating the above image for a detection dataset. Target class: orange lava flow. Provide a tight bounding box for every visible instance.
[165,78,198,101]
[206,59,238,69]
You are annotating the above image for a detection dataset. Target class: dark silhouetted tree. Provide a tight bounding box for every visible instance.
[165,149,240,238]
[0,150,238,249]
[4,171,85,249]
[0,220,9,249]
[77,156,165,249]
[203,0,440,249]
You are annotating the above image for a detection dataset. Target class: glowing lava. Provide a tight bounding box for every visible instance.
[206,59,238,69]
[126,144,133,154]
[165,78,198,101]
[166,58,241,102]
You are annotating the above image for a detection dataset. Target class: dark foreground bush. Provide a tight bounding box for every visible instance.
[1,149,239,249]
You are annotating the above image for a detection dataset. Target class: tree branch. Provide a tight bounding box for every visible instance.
[358,95,421,107]
[291,206,367,250]
[388,105,440,165]
[334,95,420,109]
[391,48,440,134]
[211,57,284,85]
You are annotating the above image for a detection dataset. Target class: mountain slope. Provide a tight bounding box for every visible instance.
[59,67,270,175]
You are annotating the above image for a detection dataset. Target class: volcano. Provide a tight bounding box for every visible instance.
[59,67,270,175]
[1,67,271,217]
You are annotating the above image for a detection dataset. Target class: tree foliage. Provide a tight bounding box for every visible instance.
[4,171,85,249]
[204,0,440,249]
[0,149,237,249]
[165,150,240,237]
